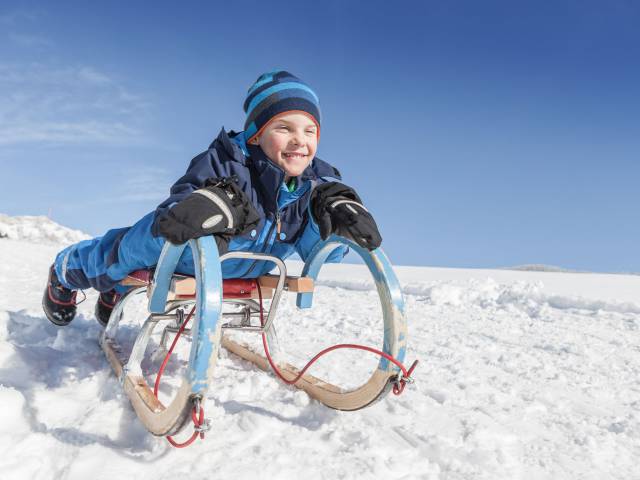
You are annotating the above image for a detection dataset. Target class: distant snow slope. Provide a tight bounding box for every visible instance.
[0,213,90,245]
[507,264,579,273]
[0,217,638,480]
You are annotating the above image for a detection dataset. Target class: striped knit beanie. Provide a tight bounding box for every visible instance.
[243,70,321,143]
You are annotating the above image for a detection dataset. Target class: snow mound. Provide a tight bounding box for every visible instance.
[0,213,90,246]
[317,276,640,315]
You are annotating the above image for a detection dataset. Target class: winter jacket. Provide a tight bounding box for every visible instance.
[151,128,347,278]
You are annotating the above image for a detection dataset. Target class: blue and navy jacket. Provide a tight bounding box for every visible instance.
[151,128,347,278]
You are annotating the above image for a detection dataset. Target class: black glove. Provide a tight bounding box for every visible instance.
[158,176,260,245]
[310,182,382,250]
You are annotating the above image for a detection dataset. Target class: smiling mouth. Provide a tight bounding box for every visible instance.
[282,152,307,159]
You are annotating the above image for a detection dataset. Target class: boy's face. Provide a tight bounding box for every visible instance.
[249,112,318,178]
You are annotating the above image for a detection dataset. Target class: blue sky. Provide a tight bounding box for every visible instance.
[1,1,638,272]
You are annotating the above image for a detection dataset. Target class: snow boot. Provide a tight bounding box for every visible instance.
[42,265,78,326]
[95,289,120,327]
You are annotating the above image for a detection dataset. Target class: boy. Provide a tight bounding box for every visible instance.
[42,70,382,327]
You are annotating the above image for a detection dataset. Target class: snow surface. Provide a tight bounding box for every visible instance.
[0,217,639,480]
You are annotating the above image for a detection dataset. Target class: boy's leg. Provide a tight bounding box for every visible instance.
[47,209,217,327]
[54,228,130,291]
[45,212,166,326]
[54,211,165,292]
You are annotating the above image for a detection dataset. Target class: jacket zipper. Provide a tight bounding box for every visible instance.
[238,212,279,278]
[237,165,283,280]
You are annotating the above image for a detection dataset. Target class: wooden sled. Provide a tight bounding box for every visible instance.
[100,234,408,437]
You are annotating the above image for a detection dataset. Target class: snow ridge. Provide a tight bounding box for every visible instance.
[0,213,90,246]
[316,277,640,315]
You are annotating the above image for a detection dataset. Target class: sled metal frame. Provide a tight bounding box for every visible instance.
[100,234,407,437]
[221,235,408,411]
[99,241,287,436]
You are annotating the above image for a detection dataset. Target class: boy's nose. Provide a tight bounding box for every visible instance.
[291,132,304,145]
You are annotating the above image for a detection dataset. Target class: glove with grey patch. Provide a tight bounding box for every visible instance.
[310,182,382,251]
[158,176,260,245]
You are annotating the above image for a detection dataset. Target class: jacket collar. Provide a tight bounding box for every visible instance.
[210,128,247,162]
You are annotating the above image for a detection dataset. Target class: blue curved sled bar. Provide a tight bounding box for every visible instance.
[297,234,407,373]
[150,236,223,395]
[100,236,224,436]
[219,234,410,410]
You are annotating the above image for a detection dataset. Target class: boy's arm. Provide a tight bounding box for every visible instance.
[295,180,382,262]
[152,149,230,234]
[294,207,349,263]
[309,182,381,251]
[156,177,260,246]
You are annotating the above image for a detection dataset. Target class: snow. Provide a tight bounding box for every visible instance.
[0,214,90,245]
[0,216,639,479]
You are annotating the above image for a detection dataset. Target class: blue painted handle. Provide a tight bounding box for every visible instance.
[149,237,223,395]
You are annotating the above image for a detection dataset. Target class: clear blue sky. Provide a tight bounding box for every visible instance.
[1,1,638,272]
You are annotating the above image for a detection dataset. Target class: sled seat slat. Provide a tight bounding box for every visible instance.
[120,269,153,286]
[119,270,314,300]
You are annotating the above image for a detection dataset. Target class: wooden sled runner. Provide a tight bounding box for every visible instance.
[100,234,410,440]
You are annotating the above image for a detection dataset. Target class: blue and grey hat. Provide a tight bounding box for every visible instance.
[243,70,321,142]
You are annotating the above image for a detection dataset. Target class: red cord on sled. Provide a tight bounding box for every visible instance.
[153,306,207,448]
[256,284,418,395]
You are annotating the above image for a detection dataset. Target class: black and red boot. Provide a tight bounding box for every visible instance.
[42,265,78,326]
[95,289,120,327]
